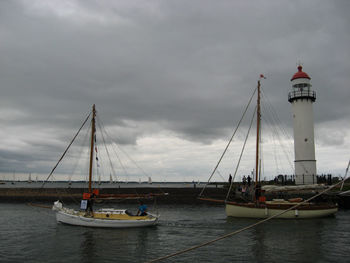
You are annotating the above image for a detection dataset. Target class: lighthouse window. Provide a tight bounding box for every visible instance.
[293,83,309,89]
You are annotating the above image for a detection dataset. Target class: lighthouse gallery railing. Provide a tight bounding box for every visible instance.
[288,90,316,102]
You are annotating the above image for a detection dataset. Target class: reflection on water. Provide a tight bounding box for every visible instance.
[0,203,349,263]
[81,231,97,262]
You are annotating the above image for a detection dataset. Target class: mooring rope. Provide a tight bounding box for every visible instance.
[146,166,349,263]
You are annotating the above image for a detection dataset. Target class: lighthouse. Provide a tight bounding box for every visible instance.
[288,65,317,185]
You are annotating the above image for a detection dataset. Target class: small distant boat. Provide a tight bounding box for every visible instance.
[52,105,164,228]
[28,173,32,183]
[11,171,16,185]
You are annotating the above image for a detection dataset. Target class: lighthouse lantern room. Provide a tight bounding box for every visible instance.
[288,65,317,185]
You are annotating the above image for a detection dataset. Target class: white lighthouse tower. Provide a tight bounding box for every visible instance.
[288,65,317,185]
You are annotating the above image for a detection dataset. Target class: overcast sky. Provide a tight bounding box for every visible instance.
[0,0,349,182]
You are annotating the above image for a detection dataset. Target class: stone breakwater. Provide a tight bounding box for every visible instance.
[0,187,227,204]
[0,186,347,207]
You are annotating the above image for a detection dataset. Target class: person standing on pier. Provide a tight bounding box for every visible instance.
[242,175,247,186]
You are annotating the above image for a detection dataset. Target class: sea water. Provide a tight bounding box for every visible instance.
[0,202,349,263]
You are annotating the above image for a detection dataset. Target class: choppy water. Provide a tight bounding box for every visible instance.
[0,202,349,263]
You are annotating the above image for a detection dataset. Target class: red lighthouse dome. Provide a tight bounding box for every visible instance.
[291,65,310,81]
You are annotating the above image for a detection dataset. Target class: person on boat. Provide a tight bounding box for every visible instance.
[137,201,148,216]
[85,193,96,216]
[247,175,251,186]
[241,186,247,197]
[228,174,232,185]
[254,183,261,203]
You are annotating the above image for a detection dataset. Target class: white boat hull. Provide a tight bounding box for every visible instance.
[53,202,158,228]
[226,202,337,219]
[56,211,158,228]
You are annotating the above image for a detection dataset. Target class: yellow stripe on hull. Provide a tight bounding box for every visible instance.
[93,212,151,220]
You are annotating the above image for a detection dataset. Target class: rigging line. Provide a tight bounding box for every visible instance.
[260,114,284,173]
[146,172,350,263]
[225,106,256,201]
[267,119,281,175]
[109,139,167,195]
[260,89,288,140]
[69,121,91,183]
[111,141,130,181]
[80,121,94,186]
[114,140,151,179]
[41,111,92,189]
[260,94,294,172]
[99,119,151,179]
[102,125,167,196]
[54,122,91,205]
[215,170,227,182]
[97,117,129,182]
[260,89,295,161]
[113,142,149,178]
[199,87,257,197]
[96,116,118,181]
[340,160,350,191]
[262,113,293,174]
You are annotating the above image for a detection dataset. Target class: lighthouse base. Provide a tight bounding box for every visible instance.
[295,174,317,185]
[294,160,317,185]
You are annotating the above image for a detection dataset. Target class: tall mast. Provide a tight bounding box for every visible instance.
[255,81,261,187]
[88,104,96,193]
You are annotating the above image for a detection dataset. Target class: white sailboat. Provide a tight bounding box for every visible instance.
[199,78,337,219]
[52,105,161,228]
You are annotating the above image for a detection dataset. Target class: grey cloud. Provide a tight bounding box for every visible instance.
[0,0,349,176]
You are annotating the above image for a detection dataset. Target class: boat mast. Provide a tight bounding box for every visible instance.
[255,80,261,188]
[88,104,96,193]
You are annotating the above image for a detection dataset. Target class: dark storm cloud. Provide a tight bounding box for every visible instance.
[0,0,349,175]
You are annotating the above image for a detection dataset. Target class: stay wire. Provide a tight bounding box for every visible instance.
[100,121,166,195]
[28,110,91,212]
[260,89,295,173]
[199,87,257,197]
[96,115,118,182]
[97,116,129,182]
[225,106,256,201]
[41,110,92,188]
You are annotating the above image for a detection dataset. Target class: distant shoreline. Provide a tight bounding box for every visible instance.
[0,181,225,189]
